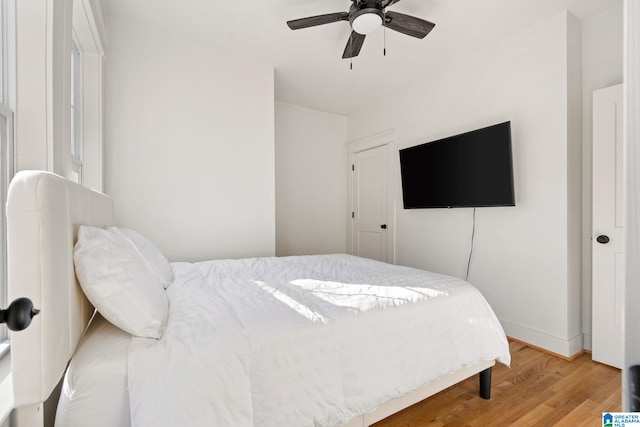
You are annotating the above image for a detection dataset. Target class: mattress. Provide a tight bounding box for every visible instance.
[127,254,510,427]
[55,313,131,427]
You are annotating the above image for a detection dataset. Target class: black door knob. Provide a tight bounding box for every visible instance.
[0,298,40,331]
[596,235,610,244]
[380,224,387,229]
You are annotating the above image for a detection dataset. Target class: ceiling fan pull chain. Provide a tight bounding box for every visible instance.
[384,12,387,56]
[350,32,354,70]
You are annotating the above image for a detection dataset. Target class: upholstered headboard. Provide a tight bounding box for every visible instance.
[7,171,114,407]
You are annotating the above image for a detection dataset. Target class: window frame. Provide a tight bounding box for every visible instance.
[71,0,105,192]
[70,32,83,185]
[0,103,13,345]
[0,0,14,346]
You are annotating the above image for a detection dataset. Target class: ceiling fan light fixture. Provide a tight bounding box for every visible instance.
[286,0,436,59]
[352,9,383,35]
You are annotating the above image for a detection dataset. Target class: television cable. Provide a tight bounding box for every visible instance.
[465,208,476,281]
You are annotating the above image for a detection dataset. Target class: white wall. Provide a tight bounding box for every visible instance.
[105,18,275,262]
[348,11,583,357]
[275,102,347,256]
[580,3,624,350]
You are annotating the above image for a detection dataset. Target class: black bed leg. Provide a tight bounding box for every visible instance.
[479,367,492,400]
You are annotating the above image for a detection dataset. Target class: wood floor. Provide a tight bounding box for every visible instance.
[373,341,621,426]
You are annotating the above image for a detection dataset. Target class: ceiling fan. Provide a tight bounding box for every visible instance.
[286,0,435,59]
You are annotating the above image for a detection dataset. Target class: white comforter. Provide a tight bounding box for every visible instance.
[128,254,510,427]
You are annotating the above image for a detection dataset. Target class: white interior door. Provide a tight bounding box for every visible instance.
[352,145,388,262]
[592,83,624,369]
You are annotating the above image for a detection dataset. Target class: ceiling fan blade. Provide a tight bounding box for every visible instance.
[383,11,435,39]
[287,12,349,30]
[342,31,366,59]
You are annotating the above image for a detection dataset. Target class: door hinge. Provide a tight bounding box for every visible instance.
[352,165,354,171]
[352,212,354,219]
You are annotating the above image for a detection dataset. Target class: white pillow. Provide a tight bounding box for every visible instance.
[113,227,173,288]
[74,225,169,339]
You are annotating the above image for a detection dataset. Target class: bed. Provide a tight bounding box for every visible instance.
[7,170,510,427]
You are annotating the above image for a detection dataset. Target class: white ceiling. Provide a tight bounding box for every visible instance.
[103,0,621,115]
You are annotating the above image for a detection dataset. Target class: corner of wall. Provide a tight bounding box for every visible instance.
[566,10,584,342]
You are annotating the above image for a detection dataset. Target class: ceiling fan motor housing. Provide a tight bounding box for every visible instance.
[350,2,384,35]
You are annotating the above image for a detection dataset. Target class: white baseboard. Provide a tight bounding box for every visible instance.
[500,319,584,358]
[583,334,592,352]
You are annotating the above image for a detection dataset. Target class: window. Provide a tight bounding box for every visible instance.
[0,0,5,104]
[0,0,14,345]
[70,35,82,184]
[0,104,12,345]
[71,0,105,192]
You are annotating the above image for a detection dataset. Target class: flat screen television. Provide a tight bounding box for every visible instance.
[399,121,515,209]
